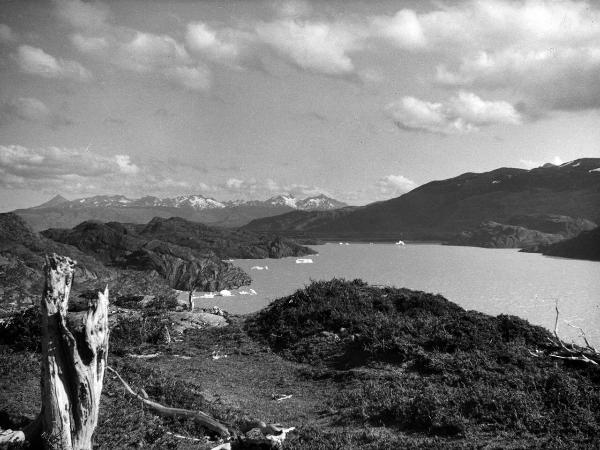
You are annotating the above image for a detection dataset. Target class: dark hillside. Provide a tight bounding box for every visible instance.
[245,159,600,241]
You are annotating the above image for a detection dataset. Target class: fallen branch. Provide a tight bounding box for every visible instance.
[544,301,599,366]
[106,366,231,437]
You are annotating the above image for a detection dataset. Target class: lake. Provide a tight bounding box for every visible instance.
[193,243,600,346]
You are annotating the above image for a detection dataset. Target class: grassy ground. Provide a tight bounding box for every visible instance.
[1,279,599,449]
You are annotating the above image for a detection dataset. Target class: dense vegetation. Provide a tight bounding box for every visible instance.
[249,279,600,446]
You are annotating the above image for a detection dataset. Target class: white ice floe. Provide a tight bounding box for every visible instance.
[296,258,313,264]
[239,289,257,295]
[589,168,600,173]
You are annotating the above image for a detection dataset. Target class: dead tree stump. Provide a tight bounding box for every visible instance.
[0,254,109,449]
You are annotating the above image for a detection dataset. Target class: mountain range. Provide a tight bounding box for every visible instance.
[244,158,600,245]
[15,193,348,231]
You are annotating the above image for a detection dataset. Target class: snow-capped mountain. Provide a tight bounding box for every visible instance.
[41,193,347,212]
[17,193,348,230]
[296,194,347,211]
[69,194,226,211]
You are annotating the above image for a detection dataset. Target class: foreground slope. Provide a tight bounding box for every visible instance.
[245,159,600,241]
[1,279,598,448]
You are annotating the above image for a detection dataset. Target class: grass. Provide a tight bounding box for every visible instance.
[1,278,599,448]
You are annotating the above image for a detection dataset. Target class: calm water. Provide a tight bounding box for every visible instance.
[193,243,600,346]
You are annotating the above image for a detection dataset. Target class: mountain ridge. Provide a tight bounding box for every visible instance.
[244,158,600,244]
[14,193,348,231]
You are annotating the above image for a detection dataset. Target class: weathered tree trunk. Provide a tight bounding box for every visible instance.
[0,254,110,449]
[188,289,194,312]
[40,254,109,449]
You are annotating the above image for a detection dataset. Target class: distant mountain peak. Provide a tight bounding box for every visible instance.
[34,194,69,209]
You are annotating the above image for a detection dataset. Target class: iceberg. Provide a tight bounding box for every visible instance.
[296,258,313,264]
[219,289,234,296]
[395,240,405,246]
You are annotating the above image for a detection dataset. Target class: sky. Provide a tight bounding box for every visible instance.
[0,0,599,211]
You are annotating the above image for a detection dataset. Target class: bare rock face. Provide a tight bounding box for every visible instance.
[42,219,252,292]
[169,311,228,334]
[449,221,565,248]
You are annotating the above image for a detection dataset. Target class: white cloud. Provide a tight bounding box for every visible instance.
[368,1,600,113]
[386,91,521,134]
[0,145,136,182]
[71,33,108,53]
[226,178,244,189]
[118,31,191,73]
[520,156,564,169]
[0,24,17,43]
[436,47,600,111]
[2,97,49,122]
[54,0,110,30]
[114,154,139,175]
[186,22,246,63]
[377,174,416,196]
[255,19,364,75]
[0,145,200,196]
[163,65,211,91]
[0,97,72,128]
[16,45,92,81]
[371,9,426,50]
[372,1,600,52]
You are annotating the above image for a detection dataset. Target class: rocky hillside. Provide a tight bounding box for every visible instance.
[245,158,600,241]
[14,193,348,231]
[448,215,596,248]
[522,226,600,261]
[137,216,314,259]
[0,213,113,307]
[41,217,313,290]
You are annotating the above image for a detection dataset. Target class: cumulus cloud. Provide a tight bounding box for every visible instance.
[16,45,92,81]
[369,0,600,113]
[255,19,364,75]
[436,47,600,111]
[372,1,600,52]
[163,65,211,91]
[377,174,416,196]
[54,0,110,30]
[221,177,326,200]
[0,145,197,196]
[520,156,564,169]
[0,97,72,128]
[0,24,17,43]
[186,22,247,63]
[71,33,108,53]
[386,91,522,134]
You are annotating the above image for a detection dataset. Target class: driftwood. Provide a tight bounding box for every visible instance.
[106,366,231,437]
[541,301,600,366]
[0,254,109,449]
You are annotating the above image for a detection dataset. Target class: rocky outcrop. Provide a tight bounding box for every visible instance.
[138,216,314,259]
[125,241,250,291]
[448,221,565,248]
[523,226,600,261]
[43,220,253,292]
